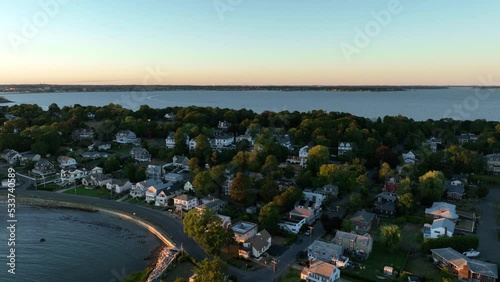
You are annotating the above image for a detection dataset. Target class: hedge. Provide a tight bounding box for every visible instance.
[421,235,479,254]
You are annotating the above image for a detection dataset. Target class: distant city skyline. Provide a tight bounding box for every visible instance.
[1,0,499,86]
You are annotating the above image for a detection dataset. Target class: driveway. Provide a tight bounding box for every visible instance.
[476,187,500,264]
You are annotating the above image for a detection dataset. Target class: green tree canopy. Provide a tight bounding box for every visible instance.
[193,257,228,282]
[258,202,281,234]
[418,170,445,205]
[381,224,400,253]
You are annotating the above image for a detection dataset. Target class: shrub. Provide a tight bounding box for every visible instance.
[421,236,479,253]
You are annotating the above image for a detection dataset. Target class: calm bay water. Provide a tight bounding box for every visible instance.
[0,205,160,282]
[2,87,500,121]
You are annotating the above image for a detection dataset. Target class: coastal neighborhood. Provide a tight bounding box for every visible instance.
[1,103,500,282]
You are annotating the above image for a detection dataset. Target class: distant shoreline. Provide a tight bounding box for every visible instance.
[0,85,451,94]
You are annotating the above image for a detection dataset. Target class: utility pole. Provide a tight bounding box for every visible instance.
[309,226,314,244]
[271,258,277,282]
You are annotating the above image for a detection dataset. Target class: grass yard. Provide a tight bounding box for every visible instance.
[125,196,143,204]
[278,268,302,282]
[399,223,423,251]
[162,261,196,282]
[63,186,110,198]
[343,242,407,281]
[404,254,444,282]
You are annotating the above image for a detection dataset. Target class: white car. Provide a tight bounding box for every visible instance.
[463,249,480,258]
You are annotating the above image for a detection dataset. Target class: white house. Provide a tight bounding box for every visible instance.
[147,165,162,179]
[218,214,232,228]
[97,142,112,151]
[213,134,234,147]
[57,156,77,168]
[424,218,455,239]
[240,229,272,258]
[299,145,309,166]
[303,189,326,207]
[154,191,169,207]
[184,181,195,192]
[82,173,112,187]
[218,120,230,129]
[130,147,151,162]
[279,215,306,234]
[115,130,139,144]
[289,200,321,225]
[188,139,197,150]
[402,151,417,165]
[60,168,86,183]
[165,132,189,149]
[130,179,163,198]
[301,260,341,282]
[32,159,56,176]
[235,134,254,145]
[423,137,442,152]
[172,155,190,169]
[145,182,173,203]
[20,153,41,164]
[173,194,199,210]
[338,142,353,156]
[107,179,133,194]
[1,149,22,165]
[231,221,258,243]
[164,112,175,120]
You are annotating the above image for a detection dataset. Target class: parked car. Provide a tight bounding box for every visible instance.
[305,230,310,236]
[463,249,480,258]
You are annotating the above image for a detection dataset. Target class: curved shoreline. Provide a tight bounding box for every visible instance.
[6,196,177,250]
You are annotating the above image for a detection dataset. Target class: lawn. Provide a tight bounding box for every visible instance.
[63,186,110,198]
[125,196,143,204]
[399,223,423,251]
[343,242,407,281]
[278,268,302,282]
[404,254,444,282]
[162,261,196,282]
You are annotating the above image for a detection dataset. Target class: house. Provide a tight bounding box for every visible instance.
[115,130,139,144]
[332,231,373,258]
[235,134,254,145]
[145,182,174,204]
[218,120,230,129]
[239,229,272,258]
[457,133,478,145]
[374,201,397,217]
[431,248,498,282]
[188,139,197,150]
[97,142,112,151]
[384,176,400,193]
[275,134,292,149]
[315,185,339,197]
[425,202,458,222]
[72,128,95,141]
[349,210,377,233]
[130,147,151,162]
[279,215,306,234]
[218,214,232,228]
[87,112,95,120]
[213,134,234,148]
[60,168,86,183]
[486,154,500,175]
[423,137,442,152]
[165,132,190,149]
[164,172,184,183]
[172,155,189,169]
[82,151,107,160]
[338,142,353,156]
[376,192,398,203]
[20,152,41,164]
[289,200,321,225]
[184,181,195,192]
[146,165,162,179]
[31,159,56,176]
[445,180,465,200]
[231,221,258,243]
[402,151,417,165]
[299,145,309,166]
[423,218,455,239]
[82,173,112,187]
[57,156,77,168]
[106,179,132,194]
[164,112,175,120]
[300,260,341,282]
[174,194,199,210]
[196,196,227,212]
[130,179,163,198]
[307,240,347,268]
[1,149,22,165]
[154,191,169,207]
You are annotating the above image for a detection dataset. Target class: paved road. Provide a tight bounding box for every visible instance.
[476,187,500,264]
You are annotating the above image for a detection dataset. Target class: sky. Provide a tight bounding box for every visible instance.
[1,0,499,86]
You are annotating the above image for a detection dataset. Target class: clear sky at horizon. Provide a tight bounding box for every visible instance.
[1,0,499,85]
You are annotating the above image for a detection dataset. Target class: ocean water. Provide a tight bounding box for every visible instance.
[0,205,161,282]
[2,87,500,121]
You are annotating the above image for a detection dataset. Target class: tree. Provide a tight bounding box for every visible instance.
[320,214,341,234]
[273,186,304,211]
[307,145,329,173]
[194,134,212,164]
[193,257,228,282]
[418,170,445,205]
[348,192,363,210]
[381,225,400,253]
[193,171,217,196]
[183,209,235,255]
[174,128,188,155]
[398,193,414,214]
[379,162,393,182]
[258,202,281,234]
[188,157,200,174]
[229,172,251,202]
[104,157,121,173]
[259,176,280,202]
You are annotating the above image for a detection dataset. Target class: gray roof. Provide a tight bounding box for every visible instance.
[431,218,455,234]
[350,210,376,224]
[308,240,343,262]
